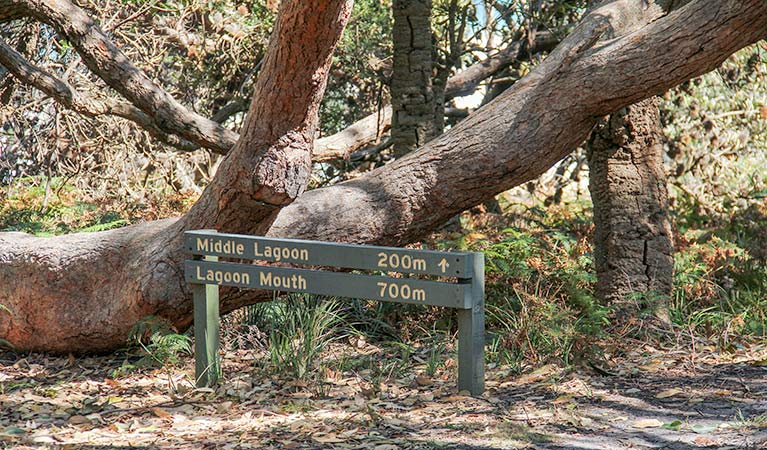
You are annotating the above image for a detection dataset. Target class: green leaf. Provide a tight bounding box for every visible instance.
[2,426,26,435]
[662,420,682,430]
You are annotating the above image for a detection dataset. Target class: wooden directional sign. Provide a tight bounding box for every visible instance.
[185,260,471,308]
[184,230,473,277]
[184,230,485,396]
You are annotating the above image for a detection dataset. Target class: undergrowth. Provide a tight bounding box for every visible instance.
[3,177,766,381]
[237,295,346,382]
[457,204,608,371]
[0,176,196,235]
[113,316,192,377]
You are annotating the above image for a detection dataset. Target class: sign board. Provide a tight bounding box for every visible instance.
[184,230,485,395]
[185,260,471,308]
[185,230,473,277]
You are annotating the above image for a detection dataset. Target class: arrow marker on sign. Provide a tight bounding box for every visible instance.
[438,258,449,273]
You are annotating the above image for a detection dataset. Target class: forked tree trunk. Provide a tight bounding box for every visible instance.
[0,0,355,352]
[586,97,674,320]
[1,0,766,353]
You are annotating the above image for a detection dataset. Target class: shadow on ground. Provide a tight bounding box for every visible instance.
[1,349,766,449]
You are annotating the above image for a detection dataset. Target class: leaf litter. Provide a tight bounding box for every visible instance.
[0,341,766,449]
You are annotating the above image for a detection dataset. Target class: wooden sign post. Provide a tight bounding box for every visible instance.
[184,230,485,395]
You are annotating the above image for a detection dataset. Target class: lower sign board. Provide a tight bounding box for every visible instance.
[185,260,470,309]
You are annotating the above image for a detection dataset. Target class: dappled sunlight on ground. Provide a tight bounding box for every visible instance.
[1,343,766,449]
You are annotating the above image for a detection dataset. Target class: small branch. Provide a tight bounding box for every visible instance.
[211,100,247,124]
[20,0,238,154]
[349,137,392,162]
[710,109,758,120]
[0,37,199,152]
[445,31,559,98]
[444,107,470,118]
[0,37,100,116]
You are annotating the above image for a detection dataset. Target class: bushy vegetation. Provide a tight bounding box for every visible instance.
[115,316,193,376]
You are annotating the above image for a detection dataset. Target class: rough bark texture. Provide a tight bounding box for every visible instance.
[1,0,766,353]
[587,97,674,316]
[181,0,353,235]
[391,0,438,158]
[0,0,353,353]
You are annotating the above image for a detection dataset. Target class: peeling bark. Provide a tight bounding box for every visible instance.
[587,97,674,317]
[1,0,766,353]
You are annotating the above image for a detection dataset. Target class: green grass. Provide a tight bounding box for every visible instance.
[246,295,346,381]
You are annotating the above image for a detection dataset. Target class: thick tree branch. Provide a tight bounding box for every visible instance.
[181,0,355,233]
[14,0,238,153]
[0,37,199,151]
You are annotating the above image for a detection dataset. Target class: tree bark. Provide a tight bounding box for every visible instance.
[390,0,438,158]
[0,0,354,352]
[1,0,766,353]
[586,97,674,319]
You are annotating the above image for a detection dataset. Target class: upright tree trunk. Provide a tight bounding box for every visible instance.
[391,0,438,158]
[586,97,674,320]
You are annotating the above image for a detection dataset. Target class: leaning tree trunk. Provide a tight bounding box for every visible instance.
[586,97,674,320]
[1,0,765,353]
[0,0,354,352]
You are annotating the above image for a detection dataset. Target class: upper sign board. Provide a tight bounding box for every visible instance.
[185,230,474,277]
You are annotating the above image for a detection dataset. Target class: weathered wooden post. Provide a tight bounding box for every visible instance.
[191,231,221,388]
[457,253,485,395]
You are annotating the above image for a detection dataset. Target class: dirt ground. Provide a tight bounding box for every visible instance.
[1,342,766,449]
